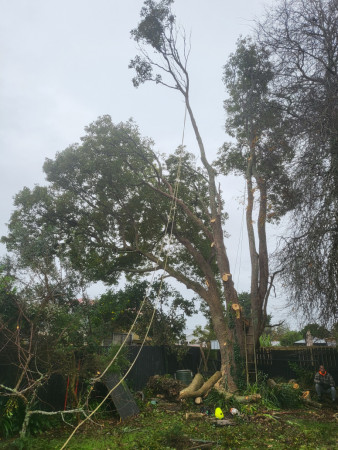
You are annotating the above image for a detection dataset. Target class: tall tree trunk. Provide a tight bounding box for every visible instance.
[205,289,238,392]
[185,98,245,389]
[244,142,270,366]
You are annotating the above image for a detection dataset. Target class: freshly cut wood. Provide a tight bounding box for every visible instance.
[179,372,222,399]
[179,373,204,398]
[214,383,261,404]
[302,390,310,399]
[179,371,261,403]
[189,438,216,447]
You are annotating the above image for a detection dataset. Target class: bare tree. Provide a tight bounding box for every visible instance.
[257,0,338,324]
[0,265,87,437]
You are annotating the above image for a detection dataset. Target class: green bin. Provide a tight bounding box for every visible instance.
[175,369,193,386]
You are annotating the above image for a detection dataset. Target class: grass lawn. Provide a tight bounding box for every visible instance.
[1,403,337,449]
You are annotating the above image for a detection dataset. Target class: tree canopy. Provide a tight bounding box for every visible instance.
[3,117,217,296]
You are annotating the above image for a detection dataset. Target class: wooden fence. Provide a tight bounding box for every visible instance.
[256,347,338,381]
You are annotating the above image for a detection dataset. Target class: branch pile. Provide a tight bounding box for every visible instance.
[147,375,184,401]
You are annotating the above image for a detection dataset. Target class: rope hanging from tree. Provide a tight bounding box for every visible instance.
[234,179,246,290]
[61,106,188,449]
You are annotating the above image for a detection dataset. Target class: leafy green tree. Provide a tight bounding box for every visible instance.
[279,331,303,347]
[257,0,338,325]
[3,113,242,390]
[300,324,330,340]
[217,38,295,353]
[259,334,272,347]
[2,1,298,391]
[191,324,216,344]
[270,323,290,342]
[129,0,248,390]
[92,280,196,348]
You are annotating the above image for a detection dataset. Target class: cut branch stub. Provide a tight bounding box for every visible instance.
[231,303,242,319]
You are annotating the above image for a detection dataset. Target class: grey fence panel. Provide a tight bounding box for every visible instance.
[125,346,210,390]
[125,346,338,390]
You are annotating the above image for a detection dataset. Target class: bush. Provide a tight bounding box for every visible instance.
[243,373,302,410]
[271,383,302,408]
[0,397,24,438]
[259,334,272,347]
[288,362,314,388]
[280,331,303,347]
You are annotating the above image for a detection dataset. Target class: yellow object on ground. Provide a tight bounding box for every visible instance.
[215,407,224,419]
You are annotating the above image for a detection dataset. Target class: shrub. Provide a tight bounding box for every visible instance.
[288,362,314,388]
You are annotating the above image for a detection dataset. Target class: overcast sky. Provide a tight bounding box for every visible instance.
[1,0,294,328]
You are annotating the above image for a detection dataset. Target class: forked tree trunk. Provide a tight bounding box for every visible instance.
[186,99,247,391]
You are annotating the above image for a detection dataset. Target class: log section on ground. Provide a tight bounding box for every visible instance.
[179,373,204,399]
[179,372,221,399]
[179,371,261,403]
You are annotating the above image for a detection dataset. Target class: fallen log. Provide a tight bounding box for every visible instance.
[189,438,216,449]
[179,372,222,399]
[301,397,322,408]
[185,412,205,420]
[223,392,261,403]
[179,371,261,403]
[179,373,204,399]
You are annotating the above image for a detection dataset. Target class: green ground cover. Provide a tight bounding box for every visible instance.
[1,405,337,449]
